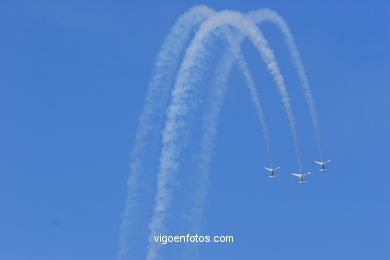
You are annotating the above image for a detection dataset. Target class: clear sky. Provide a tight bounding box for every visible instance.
[0,0,389,259]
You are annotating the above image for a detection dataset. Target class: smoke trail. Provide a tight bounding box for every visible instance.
[237,56,274,165]
[147,10,302,259]
[185,48,236,235]
[232,39,274,167]
[185,30,274,239]
[187,9,325,237]
[117,6,215,260]
[248,9,324,160]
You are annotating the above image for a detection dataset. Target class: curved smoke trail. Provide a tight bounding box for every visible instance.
[233,40,274,167]
[184,48,236,234]
[185,30,273,236]
[119,5,322,259]
[248,9,324,160]
[147,10,302,259]
[188,8,326,235]
[117,6,214,260]
[119,6,276,258]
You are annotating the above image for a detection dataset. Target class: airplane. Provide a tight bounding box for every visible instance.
[291,172,311,183]
[314,160,331,172]
[264,167,280,178]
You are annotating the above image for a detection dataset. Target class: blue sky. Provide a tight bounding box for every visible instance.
[0,0,388,259]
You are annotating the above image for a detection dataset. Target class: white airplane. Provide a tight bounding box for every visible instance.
[314,160,331,172]
[291,172,311,183]
[264,167,280,178]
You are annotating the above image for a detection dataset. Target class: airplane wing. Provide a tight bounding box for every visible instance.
[264,167,272,172]
[314,161,322,165]
[303,172,311,176]
[275,167,280,171]
[291,173,302,178]
[325,160,332,164]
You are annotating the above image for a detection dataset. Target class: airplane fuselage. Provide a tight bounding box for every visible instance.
[265,167,279,178]
[315,160,331,171]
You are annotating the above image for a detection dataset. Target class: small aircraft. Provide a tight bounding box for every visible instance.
[291,172,311,183]
[264,167,280,178]
[314,160,331,172]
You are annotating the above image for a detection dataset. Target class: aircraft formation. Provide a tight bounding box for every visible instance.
[264,160,331,184]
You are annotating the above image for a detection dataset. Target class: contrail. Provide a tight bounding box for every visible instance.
[184,30,274,237]
[184,48,236,234]
[120,6,318,259]
[187,9,325,235]
[233,38,274,167]
[147,10,302,259]
[118,5,272,258]
[117,6,214,260]
[248,9,324,160]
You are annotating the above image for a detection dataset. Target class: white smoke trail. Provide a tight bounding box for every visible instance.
[189,12,324,232]
[185,48,236,234]
[118,5,270,258]
[248,9,324,160]
[188,9,325,235]
[232,39,274,167]
[147,10,302,259]
[185,30,274,238]
[117,6,214,260]
[119,5,322,260]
